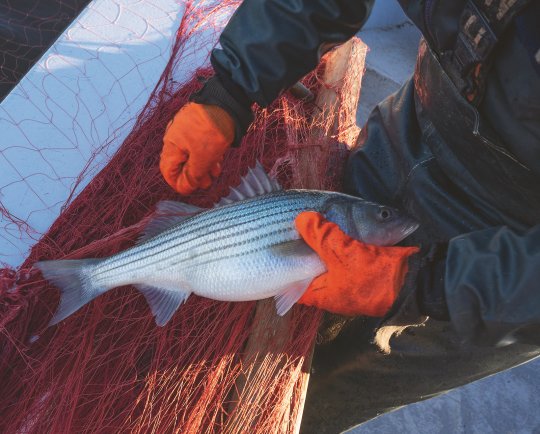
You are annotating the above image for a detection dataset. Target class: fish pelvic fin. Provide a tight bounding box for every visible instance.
[274,278,313,316]
[135,284,190,326]
[35,258,105,326]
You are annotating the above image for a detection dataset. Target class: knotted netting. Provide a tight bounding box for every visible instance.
[0,1,366,432]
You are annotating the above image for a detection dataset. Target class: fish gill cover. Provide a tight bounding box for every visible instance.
[0,1,366,432]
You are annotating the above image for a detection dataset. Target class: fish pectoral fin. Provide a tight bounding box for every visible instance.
[269,240,313,257]
[135,284,190,326]
[274,278,312,316]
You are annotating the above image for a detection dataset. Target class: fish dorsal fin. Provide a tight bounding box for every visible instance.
[138,200,205,243]
[215,161,281,207]
[155,200,204,215]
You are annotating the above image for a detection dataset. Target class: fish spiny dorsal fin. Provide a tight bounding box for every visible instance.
[215,161,282,207]
[138,200,205,243]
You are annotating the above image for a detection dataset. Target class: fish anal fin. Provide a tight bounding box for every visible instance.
[215,161,282,207]
[135,284,190,326]
[274,278,312,316]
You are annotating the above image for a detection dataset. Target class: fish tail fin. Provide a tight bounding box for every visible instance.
[35,258,105,326]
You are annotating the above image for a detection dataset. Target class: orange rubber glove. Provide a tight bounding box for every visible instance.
[160,102,235,195]
[296,211,419,317]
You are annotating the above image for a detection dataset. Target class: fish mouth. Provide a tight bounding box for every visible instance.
[396,219,420,243]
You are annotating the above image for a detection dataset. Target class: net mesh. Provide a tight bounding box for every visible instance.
[0,0,179,267]
[0,0,93,101]
[0,1,366,432]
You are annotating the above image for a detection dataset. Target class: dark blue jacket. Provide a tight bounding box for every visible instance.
[194,0,540,347]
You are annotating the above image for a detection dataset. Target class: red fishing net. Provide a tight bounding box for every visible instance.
[0,1,366,432]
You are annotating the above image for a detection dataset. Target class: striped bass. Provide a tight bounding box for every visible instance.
[36,163,418,326]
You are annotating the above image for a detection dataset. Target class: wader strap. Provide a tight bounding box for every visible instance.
[415,39,540,220]
[443,0,532,105]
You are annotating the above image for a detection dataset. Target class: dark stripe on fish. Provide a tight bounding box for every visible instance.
[92,200,315,279]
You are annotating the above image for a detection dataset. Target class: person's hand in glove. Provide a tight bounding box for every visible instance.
[160,102,235,195]
[160,74,254,195]
[295,211,419,317]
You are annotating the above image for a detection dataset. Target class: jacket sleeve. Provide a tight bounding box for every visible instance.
[435,224,540,346]
[210,0,374,107]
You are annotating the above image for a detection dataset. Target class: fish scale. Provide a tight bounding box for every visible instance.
[93,195,322,291]
[36,163,418,326]
[94,191,325,281]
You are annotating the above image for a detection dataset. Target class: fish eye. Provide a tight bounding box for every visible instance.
[377,207,393,221]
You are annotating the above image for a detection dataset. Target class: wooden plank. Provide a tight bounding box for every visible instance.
[289,38,366,432]
[228,37,367,434]
[293,38,366,190]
